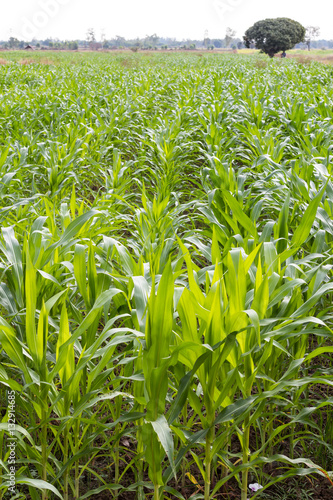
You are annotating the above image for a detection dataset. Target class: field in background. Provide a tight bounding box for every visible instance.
[286,48,333,64]
[0,52,333,500]
[1,48,333,64]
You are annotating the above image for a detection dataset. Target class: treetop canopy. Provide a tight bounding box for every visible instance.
[243,18,306,57]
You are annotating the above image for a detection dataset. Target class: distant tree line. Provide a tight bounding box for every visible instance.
[1,37,79,50]
[0,31,245,51]
[294,39,333,49]
[96,31,246,50]
[1,31,332,52]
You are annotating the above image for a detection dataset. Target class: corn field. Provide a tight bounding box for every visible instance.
[0,51,333,499]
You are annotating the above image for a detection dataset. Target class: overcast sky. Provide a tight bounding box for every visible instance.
[2,0,332,41]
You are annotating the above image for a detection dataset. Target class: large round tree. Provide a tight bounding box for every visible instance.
[243,18,305,57]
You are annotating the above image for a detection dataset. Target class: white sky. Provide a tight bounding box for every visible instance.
[2,0,332,42]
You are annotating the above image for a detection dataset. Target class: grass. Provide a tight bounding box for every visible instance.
[0,51,333,500]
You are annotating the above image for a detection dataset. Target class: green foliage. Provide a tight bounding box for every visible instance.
[0,51,332,500]
[244,18,306,57]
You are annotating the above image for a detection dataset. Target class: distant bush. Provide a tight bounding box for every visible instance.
[296,55,311,65]
[254,59,268,68]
